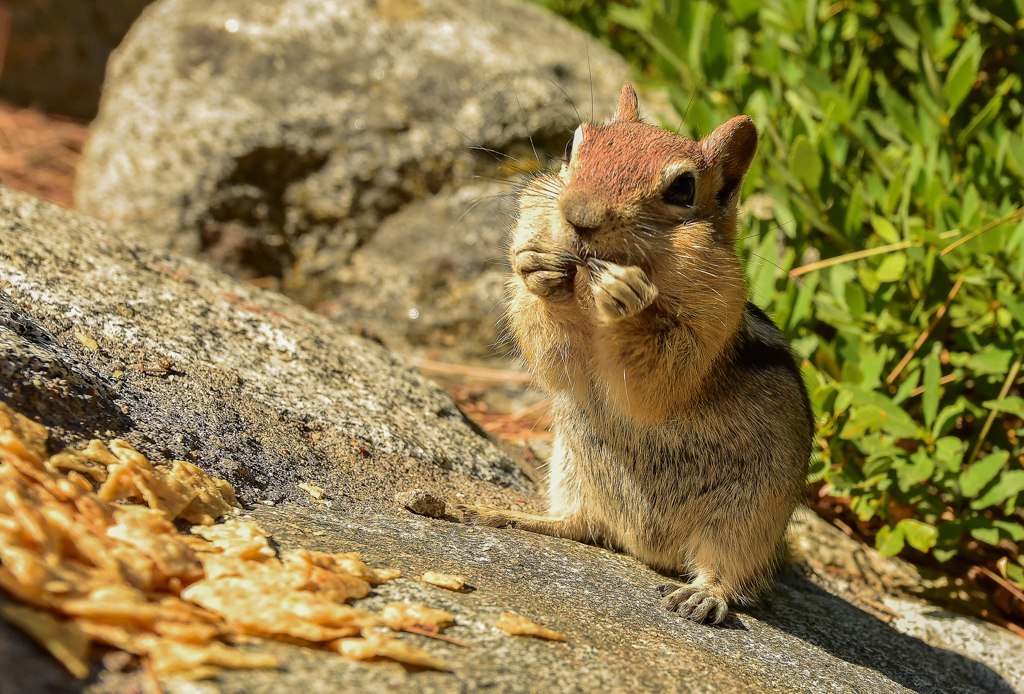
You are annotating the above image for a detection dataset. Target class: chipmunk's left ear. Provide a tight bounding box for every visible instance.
[612,84,641,123]
[702,115,758,207]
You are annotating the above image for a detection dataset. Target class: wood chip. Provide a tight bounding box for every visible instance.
[494,612,565,641]
[2,604,91,678]
[421,571,466,591]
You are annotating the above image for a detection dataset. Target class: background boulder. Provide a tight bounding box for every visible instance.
[76,0,629,361]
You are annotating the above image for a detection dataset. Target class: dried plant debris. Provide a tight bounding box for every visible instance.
[297,482,325,501]
[381,602,454,633]
[0,402,451,679]
[2,603,91,678]
[494,613,566,641]
[333,632,451,671]
[421,571,467,592]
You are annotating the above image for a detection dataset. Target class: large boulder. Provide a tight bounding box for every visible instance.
[320,181,514,359]
[2,185,1024,692]
[75,0,629,360]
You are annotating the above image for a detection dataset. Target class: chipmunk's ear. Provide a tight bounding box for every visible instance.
[702,115,758,208]
[612,84,641,123]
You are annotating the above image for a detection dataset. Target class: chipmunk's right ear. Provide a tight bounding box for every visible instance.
[702,115,758,208]
[612,84,641,123]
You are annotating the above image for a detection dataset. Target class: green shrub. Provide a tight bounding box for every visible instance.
[535,0,1024,583]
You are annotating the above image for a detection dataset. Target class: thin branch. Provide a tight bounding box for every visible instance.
[408,357,532,384]
[940,207,1023,256]
[909,373,956,397]
[403,626,472,648]
[790,239,919,277]
[978,565,1024,605]
[966,339,1024,466]
[886,276,964,384]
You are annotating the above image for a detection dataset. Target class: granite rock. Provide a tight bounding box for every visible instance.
[0,186,525,505]
[76,0,628,361]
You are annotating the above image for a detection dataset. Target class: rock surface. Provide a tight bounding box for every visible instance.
[0,0,154,119]
[3,184,1024,693]
[0,186,525,506]
[320,181,515,360]
[75,0,628,361]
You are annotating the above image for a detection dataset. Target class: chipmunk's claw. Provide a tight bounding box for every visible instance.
[661,584,729,624]
[588,260,658,323]
[655,583,680,597]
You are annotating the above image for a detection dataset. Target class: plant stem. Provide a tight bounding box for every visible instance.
[966,339,1024,467]
[940,207,1023,256]
[790,239,919,277]
[886,277,964,384]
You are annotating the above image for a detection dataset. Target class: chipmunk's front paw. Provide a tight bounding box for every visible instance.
[659,583,729,624]
[588,259,658,323]
[514,250,581,301]
[454,504,516,528]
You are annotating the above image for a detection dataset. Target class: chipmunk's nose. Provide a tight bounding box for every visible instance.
[559,188,609,236]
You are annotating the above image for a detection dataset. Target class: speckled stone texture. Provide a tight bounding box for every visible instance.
[75,0,628,360]
[0,186,524,503]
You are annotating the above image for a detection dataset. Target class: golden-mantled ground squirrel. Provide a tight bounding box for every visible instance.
[459,84,813,624]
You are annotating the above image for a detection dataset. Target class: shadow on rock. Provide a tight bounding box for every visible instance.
[0,289,134,439]
[752,565,1016,694]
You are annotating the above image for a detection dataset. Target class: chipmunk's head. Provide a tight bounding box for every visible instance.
[555,83,758,267]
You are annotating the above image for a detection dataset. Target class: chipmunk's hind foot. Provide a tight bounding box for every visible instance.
[659,583,729,624]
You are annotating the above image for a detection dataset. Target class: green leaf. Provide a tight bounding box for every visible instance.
[970,524,1001,546]
[933,401,966,438]
[840,405,886,439]
[1007,133,1024,180]
[845,385,919,438]
[959,451,1009,497]
[969,470,1024,509]
[922,354,941,428]
[876,524,905,556]
[875,253,907,282]
[982,397,1024,415]
[934,436,965,472]
[807,450,829,483]
[871,214,901,243]
[957,95,1002,146]
[1006,562,1024,588]
[898,519,938,552]
[899,448,935,491]
[943,34,981,113]
[993,520,1024,543]
[880,88,922,145]
[789,135,823,190]
[967,348,1012,375]
[819,90,852,125]
[726,0,760,21]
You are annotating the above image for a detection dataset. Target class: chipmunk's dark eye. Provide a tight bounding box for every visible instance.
[564,133,575,163]
[664,173,696,207]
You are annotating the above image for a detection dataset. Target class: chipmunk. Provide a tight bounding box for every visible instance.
[458,84,813,624]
